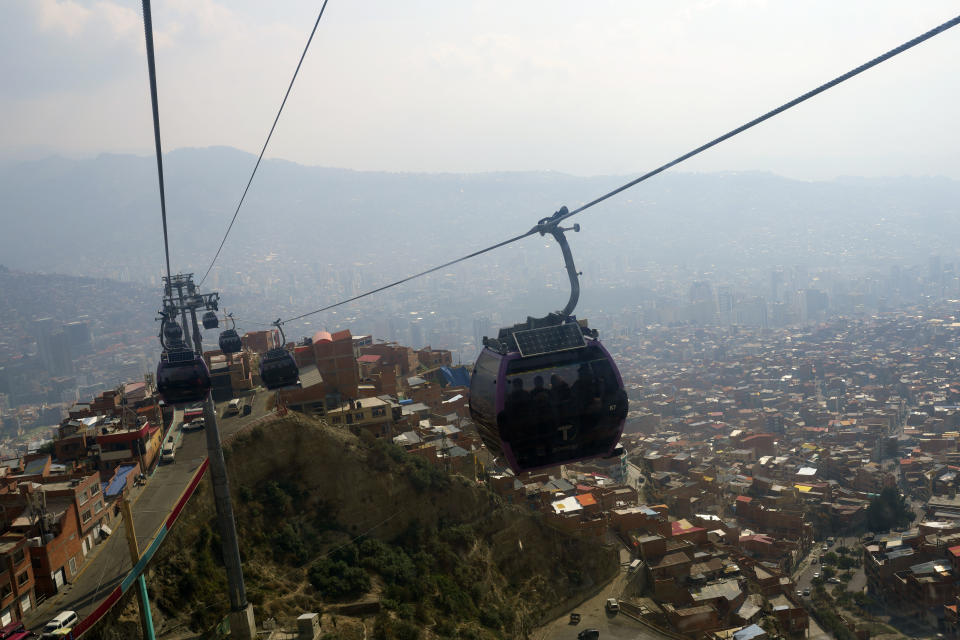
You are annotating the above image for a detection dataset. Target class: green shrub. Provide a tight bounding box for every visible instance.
[261,481,292,515]
[479,607,503,630]
[434,574,477,618]
[178,572,199,600]
[329,542,360,567]
[433,619,457,638]
[308,558,370,600]
[373,613,421,640]
[271,523,309,564]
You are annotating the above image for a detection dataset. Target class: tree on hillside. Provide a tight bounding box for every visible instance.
[866,487,912,531]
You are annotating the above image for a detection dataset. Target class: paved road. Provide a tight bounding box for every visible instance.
[532,541,672,640]
[24,391,272,631]
[793,537,865,596]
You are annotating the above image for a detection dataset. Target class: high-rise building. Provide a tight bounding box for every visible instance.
[34,317,73,376]
[716,286,733,326]
[63,320,92,355]
[735,297,768,329]
[472,317,492,349]
[687,281,715,325]
[799,289,829,323]
[770,269,784,303]
[409,321,423,350]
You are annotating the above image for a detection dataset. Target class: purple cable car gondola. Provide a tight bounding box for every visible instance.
[156,316,211,405]
[219,313,243,354]
[259,320,300,391]
[469,210,627,474]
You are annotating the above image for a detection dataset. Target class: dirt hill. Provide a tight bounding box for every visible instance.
[88,413,618,639]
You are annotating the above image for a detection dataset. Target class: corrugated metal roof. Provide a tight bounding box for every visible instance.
[298,365,323,389]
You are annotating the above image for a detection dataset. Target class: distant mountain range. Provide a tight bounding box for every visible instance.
[2,146,959,282]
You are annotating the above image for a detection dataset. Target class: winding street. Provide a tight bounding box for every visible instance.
[23,392,273,632]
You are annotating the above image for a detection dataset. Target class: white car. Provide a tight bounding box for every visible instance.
[181,418,204,432]
[160,441,176,463]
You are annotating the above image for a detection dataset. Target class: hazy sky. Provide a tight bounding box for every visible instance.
[2,1,958,180]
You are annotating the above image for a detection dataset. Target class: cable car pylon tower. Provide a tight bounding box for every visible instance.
[158,273,256,638]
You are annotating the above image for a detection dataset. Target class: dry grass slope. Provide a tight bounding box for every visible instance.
[87,413,618,639]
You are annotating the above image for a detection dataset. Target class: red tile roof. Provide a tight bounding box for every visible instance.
[576,493,597,507]
[671,520,705,536]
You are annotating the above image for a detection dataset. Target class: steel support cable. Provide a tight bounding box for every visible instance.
[141,0,172,283]
[280,230,533,324]
[273,13,960,326]
[198,0,332,287]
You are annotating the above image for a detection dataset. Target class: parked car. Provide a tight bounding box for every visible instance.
[224,398,241,416]
[605,598,619,613]
[811,556,818,564]
[242,403,252,416]
[0,620,26,639]
[803,589,810,596]
[40,611,78,639]
[827,576,841,584]
[578,630,600,640]
[813,572,821,580]
[160,441,176,464]
[181,418,204,432]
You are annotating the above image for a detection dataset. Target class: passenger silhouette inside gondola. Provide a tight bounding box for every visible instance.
[572,363,600,442]
[529,375,554,460]
[505,377,530,432]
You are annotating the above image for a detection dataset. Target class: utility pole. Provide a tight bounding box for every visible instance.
[162,274,255,639]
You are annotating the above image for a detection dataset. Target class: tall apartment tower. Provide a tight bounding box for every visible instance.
[33,317,73,376]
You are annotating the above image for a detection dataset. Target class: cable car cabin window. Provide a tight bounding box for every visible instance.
[469,350,503,456]
[499,345,626,470]
[470,350,500,419]
[157,358,211,405]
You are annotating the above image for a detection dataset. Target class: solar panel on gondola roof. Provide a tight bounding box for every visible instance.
[513,323,585,356]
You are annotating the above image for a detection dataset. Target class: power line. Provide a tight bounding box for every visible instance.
[141,0,172,283]
[274,13,960,327]
[198,0,333,287]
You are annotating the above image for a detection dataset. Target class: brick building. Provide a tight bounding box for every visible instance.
[0,535,34,625]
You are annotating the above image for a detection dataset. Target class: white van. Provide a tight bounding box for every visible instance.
[161,441,176,464]
[225,398,241,416]
[40,610,78,639]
